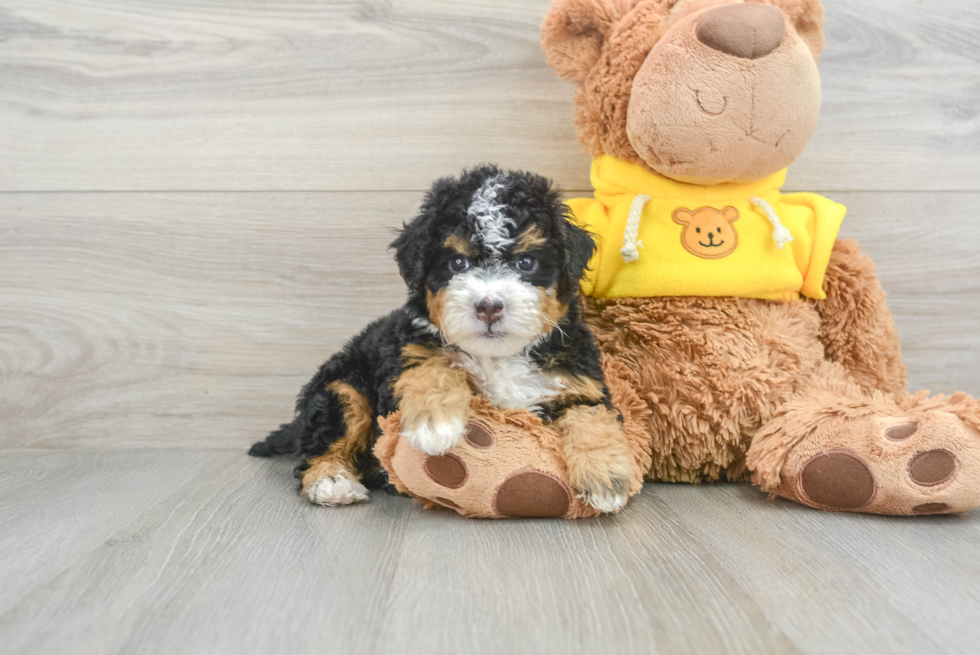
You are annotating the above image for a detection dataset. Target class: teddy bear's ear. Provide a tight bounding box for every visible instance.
[541,0,632,82]
[672,209,693,226]
[764,0,825,58]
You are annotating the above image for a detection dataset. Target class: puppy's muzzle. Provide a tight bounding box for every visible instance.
[475,297,504,326]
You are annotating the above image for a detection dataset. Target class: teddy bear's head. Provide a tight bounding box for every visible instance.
[541,0,825,185]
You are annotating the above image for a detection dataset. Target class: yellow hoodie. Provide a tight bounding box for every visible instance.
[568,156,847,302]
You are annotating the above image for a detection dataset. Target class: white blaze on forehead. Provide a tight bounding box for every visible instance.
[467,173,515,255]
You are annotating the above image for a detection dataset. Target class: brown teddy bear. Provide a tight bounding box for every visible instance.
[377,0,980,517]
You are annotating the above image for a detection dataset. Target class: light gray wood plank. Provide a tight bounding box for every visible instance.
[0,450,238,616]
[0,450,977,655]
[0,0,976,193]
[654,484,980,655]
[2,191,978,449]
[834,191,980,393]
[791,0,980,192]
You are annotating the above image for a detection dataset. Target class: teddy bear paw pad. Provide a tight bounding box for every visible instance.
[799,451,876,510]
[908,450,957,487]
[464,421,495,449]
[785,411,980,515]
[423,453,468,489]
[493,470,571,518]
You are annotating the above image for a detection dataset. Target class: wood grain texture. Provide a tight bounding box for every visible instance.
[0,0,977,192]
[2,191,978,449]
[0,449,977,655]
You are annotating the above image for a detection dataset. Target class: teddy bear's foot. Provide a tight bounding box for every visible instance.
[376,399,644,518]
[750,395,980,515]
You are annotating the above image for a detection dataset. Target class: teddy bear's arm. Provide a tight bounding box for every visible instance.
[815,238,908,395]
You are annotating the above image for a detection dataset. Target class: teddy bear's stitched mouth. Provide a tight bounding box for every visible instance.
[698,240,725,248]
[695,90,726,116]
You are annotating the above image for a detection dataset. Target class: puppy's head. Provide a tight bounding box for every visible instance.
[391,166,596,357]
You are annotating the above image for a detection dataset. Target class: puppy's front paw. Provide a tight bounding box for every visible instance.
[402,414,467,456]
[557,405,634,515]
[577,476,630,514]
[305,473,370,506]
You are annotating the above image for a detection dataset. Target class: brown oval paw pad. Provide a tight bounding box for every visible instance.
[424,454,468,489]
[885,423,919,441]
[908,450,957,487]
[800,451,876,510]
[464,422,494,449]
[494,470,571,518]
[913,503,951,515]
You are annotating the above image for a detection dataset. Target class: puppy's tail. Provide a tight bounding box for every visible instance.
[249,419,301,457]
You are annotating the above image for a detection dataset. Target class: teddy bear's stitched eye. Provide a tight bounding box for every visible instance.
[696,227,701,233]
[449,255,469,273]
[717,228,722,234]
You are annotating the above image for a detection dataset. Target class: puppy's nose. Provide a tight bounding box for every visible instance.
[475,297,504,325]
[696,3,785,60]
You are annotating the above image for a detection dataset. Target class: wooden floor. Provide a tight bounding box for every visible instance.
[1,449,978,655]
[3,1,980,653]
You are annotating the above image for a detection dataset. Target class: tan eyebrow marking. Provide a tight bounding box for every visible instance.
[514,226,546,253]
[443,234,475,256]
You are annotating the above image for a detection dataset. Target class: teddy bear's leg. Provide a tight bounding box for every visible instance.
[747,361,980,515]
[816,238,908,395]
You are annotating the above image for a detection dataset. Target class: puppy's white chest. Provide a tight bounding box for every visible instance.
[459,354,559,413]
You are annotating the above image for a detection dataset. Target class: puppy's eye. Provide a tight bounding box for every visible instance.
[449,255,469,273]
[515,254,537,273]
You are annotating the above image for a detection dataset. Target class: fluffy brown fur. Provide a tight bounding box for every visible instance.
[816,238,907,396]
[585,292,825,483]
[544,0,669,163]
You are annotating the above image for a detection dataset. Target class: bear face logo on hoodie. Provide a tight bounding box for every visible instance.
[672,206,740,259]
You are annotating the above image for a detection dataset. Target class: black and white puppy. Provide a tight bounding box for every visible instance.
[250,166,632,513]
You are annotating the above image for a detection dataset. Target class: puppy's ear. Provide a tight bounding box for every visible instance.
[541,0,630,82]
[389,214,430,294]
[557,206,598,300]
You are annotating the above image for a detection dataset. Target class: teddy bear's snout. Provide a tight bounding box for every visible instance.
[696,2,785,60]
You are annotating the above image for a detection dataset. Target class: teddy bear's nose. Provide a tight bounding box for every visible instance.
[696,2,785,60]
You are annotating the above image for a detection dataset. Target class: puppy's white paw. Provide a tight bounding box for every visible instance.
[403,416,467,456]
[581,489,628,514]
[584,491,627,514]
[305,473,370,507]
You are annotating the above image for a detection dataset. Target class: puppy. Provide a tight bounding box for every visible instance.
[250,166,633,513]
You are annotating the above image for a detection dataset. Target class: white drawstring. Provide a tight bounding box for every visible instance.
[620,194,651,263]
[750,196,793,249]
[623,194,791,261]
